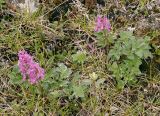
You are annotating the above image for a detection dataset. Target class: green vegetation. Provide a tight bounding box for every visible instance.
[108,31,152,89]
[0,0,160,115]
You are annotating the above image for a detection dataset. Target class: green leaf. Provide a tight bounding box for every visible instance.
[50,90,62,98]
[8,72,22,84]
[73,85,85,98]
[8,65,23,84]
[117,80,125,90]
[156,49,160,55]
[44,69,54,79]
[0,0,5,5]
[135,50,143,58]
[56,63,72,79]
[119,31,133,39]
[72,51,87,64]
[95,31,103,37]
[108,33,117,44]
[110,62,118,70]
[60,80,69,87]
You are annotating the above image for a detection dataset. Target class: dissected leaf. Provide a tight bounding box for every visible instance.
[73,85,85,98]
[72,51,87,64]
[108,31,152,89]
[8,65,23,84]
[56,63,72,79]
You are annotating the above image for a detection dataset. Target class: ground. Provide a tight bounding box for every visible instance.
[0,0,160,115]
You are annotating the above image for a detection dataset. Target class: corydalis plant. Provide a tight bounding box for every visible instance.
[95,15,111,32]
[94,15,111,47]
[18,50,45,84]
[108,31,152,89]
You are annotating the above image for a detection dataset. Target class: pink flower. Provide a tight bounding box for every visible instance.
[95,15,111,32]
[18,50,45,84]
[18,50,34,80]
[28,63,45,84]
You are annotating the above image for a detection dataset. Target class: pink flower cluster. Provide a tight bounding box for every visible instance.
[95,15,111,32]
[18,50,45,84]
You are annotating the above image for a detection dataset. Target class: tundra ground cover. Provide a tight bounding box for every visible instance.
[0,0,160,115]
